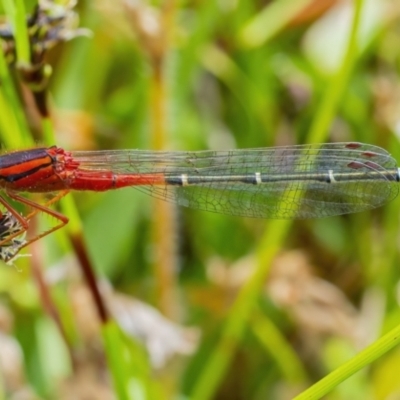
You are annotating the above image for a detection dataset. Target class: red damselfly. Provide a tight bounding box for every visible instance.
[0,142,397,262]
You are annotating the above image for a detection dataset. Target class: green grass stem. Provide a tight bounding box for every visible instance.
[293,323,400,399]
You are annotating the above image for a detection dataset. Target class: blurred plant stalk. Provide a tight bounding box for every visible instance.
[125,0,180,319]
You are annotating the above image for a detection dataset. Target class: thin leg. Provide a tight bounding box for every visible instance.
[1,190,70,261]
[8,190,70,223]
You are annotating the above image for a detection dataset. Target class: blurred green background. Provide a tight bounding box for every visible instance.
[0,0,400,399]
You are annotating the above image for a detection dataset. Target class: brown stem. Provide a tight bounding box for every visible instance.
[69,232,109,324]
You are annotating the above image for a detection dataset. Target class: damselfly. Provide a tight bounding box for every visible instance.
[0,142,397,261]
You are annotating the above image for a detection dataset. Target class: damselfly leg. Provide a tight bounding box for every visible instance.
[0,191,69,263]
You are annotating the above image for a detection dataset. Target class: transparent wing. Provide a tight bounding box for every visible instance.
[72,142,399,219]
